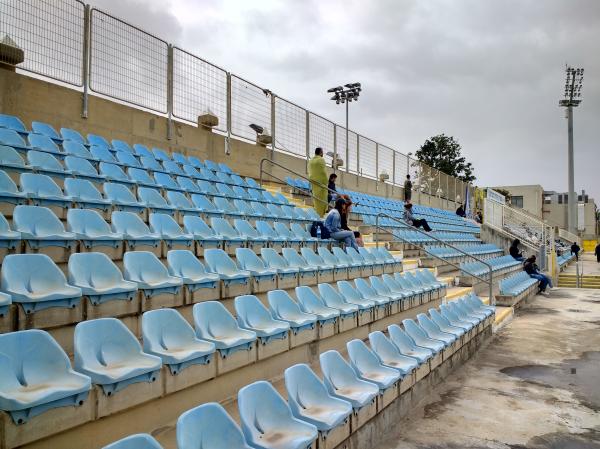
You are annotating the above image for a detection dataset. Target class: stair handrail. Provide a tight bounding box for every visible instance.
[373,212,494,304]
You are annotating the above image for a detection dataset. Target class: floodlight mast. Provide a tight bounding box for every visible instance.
[558,66,584,234]
[327,83,362,174]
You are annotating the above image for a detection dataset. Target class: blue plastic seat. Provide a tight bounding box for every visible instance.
[190,194,224,217]
[428,308,466,337]
[369,275,406,304]
[203,248,250,287]
[439,304,474,331]
[140,156,162,172]
[213,196,244,217]
[282,248,318,280]
[0,213,20,251]
[238,380,318,449]
[111,139,134,153]
[368,331,419,375]
[358,247,385,272]
[171,152,189,166]
[104,183,144,213]
[402,319,445,352]
[199,168,218,182]
[116,151,141,168]
[103,434,164,449]
[387,324,433,363]
[187,156,204,169]
[261,247,300,278]
[63,141,94,159]
[26,150,68,176]
[337,280,383,308]
[0,114,27,134]
[0,129,29,151]
[152,147,170,162]
[233,199,261,218]
[182,164,203,180]
[267,290,317,333]
[133,144,153,158]
[65,178,111,211]
[100,163,135,185]
[167,249,219,292]
[90,145,117,163]
[60,128,87,145]
[67,208,122,249]
[230,174,248,187]
[182,215,221,249]
[129,168,156,186]
[20,173,71,208]
[290,222,319,244]
[64,156,104,180]
[234,295,289,343]
[232,185,250,200]
[1,254,81,313]
[111,211,161,249]
[0,169,28,205]
[346,339,401,390]
[245,177,262,190]
[68,253,137,305]
[176,176,199,193]
[251,201,272,217]
[319,350,379,409]
[235,247,277,280]
[295,286,340,323]
[12,205,76,249]
[123,251,182,297]
[215,182,237,198]
[28,133,62,155]
[301,248,335,278]
[142,308,215,375]
[255,220,288,247]
[417,313,456,345]
[0,330,91,424]
[193,301,256,356]
[318,283,360,316]
[149,213,193,248]
[87,134,111,149]
[74,318,162,395]
[177,403,252,449]
[234,219,270,245]
[0,145,27,171]
[285,364,352,433]
[161,160,184,176]
[210,217,246,248]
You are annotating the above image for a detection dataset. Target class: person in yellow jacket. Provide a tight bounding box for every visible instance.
[308,147,329,217]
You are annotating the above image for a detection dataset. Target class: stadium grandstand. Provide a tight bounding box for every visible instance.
[0,1,596,449]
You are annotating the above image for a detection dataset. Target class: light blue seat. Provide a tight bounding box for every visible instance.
[368,276,405,304]
[28,133,62,155]
[1,254,81,313]
[0,145,27,172]
[111,211,161,249]
[248,189,266,203]
[12,205,76,249]
[167,249,219,292]
[230,174,248,187]
[319,350,379,410]
[90,145,117,163]
[439,304,474,331]
[233,199,262,218]
[251,201,273,217]
[402,319,445,352]
[68,208,123,249]
[27,150,68,176]
[68,253,137,304]
[63,141,94,159]
[301,247,335,278]
[123,251,182,297]
[261,247,300,278]
[164,190,196,214]
[161,161,184,176]
[232,185,250,200]
[182,215,222,250]
[133,144,153,158]
[88,134,111,149]
[171,152,188,166]
[0,214,20,251]
[417,313,456,345]
[64,156,104,180]
[193,301,256,356]
[177,403,252,449]
[204,248,250,287]
[0,330,91,425]
[65,178,111,211]
[103,434,164,449]
[129,168,156,187]
[255,220,288,247]
[282,248,318,281]
[74,318,162,395]
[100,163,135,185]
[337,280,385,309]
[210,217,246,249]
[183,164,203,180]
[104,183,145,213]
[358,247,385,272]
[371,247,402,272]
[0,291,10,317]
[368,331,419,375]
[111,139,134,153]
[176,176,199,193]
[267,290,317,333]
[0,114,27,134]
[345,247,368,267]
[450,300,484,323]
[393,272,426,298]
[234,295,289,343]
[0,129,29,151]
[187,156,204,169]
[381,274,413,306]
[60,128,87,145]
[245,177,262,190]
[217,162,233,174]
[199,168,218,182]
[149,213,193,249]
[318,283,359,316]
[346,339,401,390]
[152,147,170,162]
[190,194,224,217]
[428,308,466,337]
[295,286,340,324]
[235,248,277,282]
[234,219,270,245]
[387,324,433,363]
[142,308,215,375]
[285,364,352,433]
[215,182,237,198]
[20,173,72,208]
[318,246,346,268]
[238,380,318,449]
[0,169,28,205]
[140,156,162,172]
[213,196,244,218]
[116,151,141,168]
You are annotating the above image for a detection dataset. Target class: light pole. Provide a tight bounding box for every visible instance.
[559,66,584,234]
[328,83,361,173]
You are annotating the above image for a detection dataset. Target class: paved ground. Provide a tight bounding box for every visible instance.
[378,288,600,449]
[563,252,600,276]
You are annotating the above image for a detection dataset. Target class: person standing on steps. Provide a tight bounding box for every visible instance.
[308,147,329,217]
[404,174,413,202]
[403,202,432,232]
[571,241,581,261]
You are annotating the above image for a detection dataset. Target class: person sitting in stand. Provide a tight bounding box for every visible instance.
[571,241,581,261]
[403,202,432,232]
[456,203,466,218]
[340,195,364,247]
[327,173,338,203]
[475,210,483,223]
[324,197,359,250]
[523,255,553,296]
[509,239,524,261]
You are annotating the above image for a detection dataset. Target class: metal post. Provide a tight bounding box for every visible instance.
[356,136,360,187]
[567,105,576,234]
[166,44,174,141]
[270,93,276,161]
[81,5,91,119]
[345,102,349,174]
[392,152,396,186]
[375,143,379,191]
[305,110,310,174]
[333,122,337,177]
[225,73,232,155]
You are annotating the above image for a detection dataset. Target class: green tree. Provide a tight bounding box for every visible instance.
[416,134,476,182]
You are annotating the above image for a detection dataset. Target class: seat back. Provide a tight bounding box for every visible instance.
[111,211,151,235]
[234,295,276,329]
[190,193,217,211]
[354,278,378,300]
[0,114,26,132]
[142,308,197,355]
[267,290,307,320]
[301,247,325,266]
[347,338,385,376]
[1,254,72,297]
[123,251,171,283]
[162,160,183,175]
[63,141,92,159]
[20,173,63,197]
[255,220,277,239]
[149,213,183,236]
[129,168,154,184]
[172,153,188,165]
[204,248,240,275]
[0,145,25,167]
[387,323,418,352]
[0,129,26,147]
[210,217,240,239]
[29,133,60,153]
[182,215,215,238]
[65,156,97,175]
[152,148,170,162]
[318,246,339,265]
[332,246,353,264]
[193,301,242,340]
[111,139,133,153]
[104,183,137,204]
[285,363,332,416]
[60,127,86,144]
[235,248,267,271]
[273,222,293,238]
[67,209,113,236]
[65,178,103,201]
[100,163,130,181]
[282,248,308,268]
[234,219,259,238]
[176,176,199,193]
[27,150,63,171]
[68,253,126,289]
[167,250,209,279]
[166,190,193,209]
[103,434,164,449]
[140,156,162,171]
[87,133,110,148]
[133,144,153,158]
[13,205,66,236]
[318,283,347,308]
[213,196,235,212]
[0,169,20,194]
[319,350,360,392]
[295,285,326,311]
[90,146,116,163]
[260,248,288,270]
[337,280,363,302]
[368,331,401,362]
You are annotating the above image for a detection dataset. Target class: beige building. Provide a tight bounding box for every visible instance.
[492,184,544,218]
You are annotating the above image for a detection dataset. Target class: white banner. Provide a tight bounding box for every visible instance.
[487,188,506,204]
[577,203,585,231]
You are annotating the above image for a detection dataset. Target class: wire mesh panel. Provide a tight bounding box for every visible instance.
[0,0,85,86]
[90,9,168,112]
[308,113,334,164]
[274,97,306,157]
[378,145,394,183]
[335,126,358,174]
[231,75,271,141]
[172,48,227,131]
[394,152,410,186]
[358,136,377,179]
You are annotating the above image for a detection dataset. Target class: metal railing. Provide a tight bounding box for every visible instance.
[1,0,474,204]
[373,212,494,303]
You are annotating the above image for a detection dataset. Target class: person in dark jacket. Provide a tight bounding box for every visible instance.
[327,173,338,203]
[340,195,363,246]
[523,255,552,295]
[509,239,524,261]
[456,204,466,218]
[571,242,581,261]
[403,203,432,232]
[596,242,600,263]
[404,175,412,201]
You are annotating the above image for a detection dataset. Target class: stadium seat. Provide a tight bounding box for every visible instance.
[154,172,182,191]
[417,313,457,345]
[318,283,362,317]
[438,304,474,331]
[234,295,290,343]
[358,247,385,274]
[0,114,27,134]
[235,248,277,288]
[301,248,335,281]
[368,331,419,375]
[138,187,176,215]
[63,141,94,159]
[204,248,250,288]
[177,403,252,449]
[1,254,81,312]
[27,150,69,176]
[111,211,161,250]
[87,134,111,149]
[12,205,76,250]
[20,173,72,209]
[132,144,153,158]
[162,161,184,176]
[65,178,111,211]
[234,219,270,247]
[74,318,162,395]
[210,217,246,252]
[68,253,137,305]
[402,319,445,352]
[238,381,318,449]
[213,197,244,218]
[111,139,134,154]
[346,339,401,390]
[100,163,135,185]
[65,156,104,180]
[428,308,466,338]
[0,213,21,250]
[190,194,224,218]
[142,308,215,375]
[0,145,27,171]
[67,208,123,249]
[140,156,162,172]
[28,133,62,155]
[181,215,222,251]
[255,220,288,248]
[192,301,256,356]
[149,213,193,249]
[171,152,188,166]
[129,168,156,187]
[103,434,164,449]
[387,324,433,363]
[123,251,183,298]
[261,247,300,280]
[337,280,385,309]
[319,350,379,409]
[60,128,87,146]
[116,151,141,168]
[0,129,29,151]
[267,290,317,333]
[0,330,91,424]
[105,183,146,214]
[0,170,28,209]
[369,275,406,305]
[90,146,117,163]
[295,286,340,324]
[152,148,170,162]
[166,249,220,293]
[176,176,199,193]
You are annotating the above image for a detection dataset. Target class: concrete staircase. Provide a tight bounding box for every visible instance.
[558,274,600,289]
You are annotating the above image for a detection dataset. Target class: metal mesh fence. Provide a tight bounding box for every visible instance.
[0,0,85,86]
[358,136,377,179]
[231,75,271,141]
[335,126,358,173]
[394,152,410,186]
[309,113,334,164]
[274,97,306,158]
[172,48,227,131]
[378,145,394,183]
[90,9,168,112]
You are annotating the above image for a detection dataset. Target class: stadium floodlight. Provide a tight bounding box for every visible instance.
[558,65,584,234]
[327,82,362,173]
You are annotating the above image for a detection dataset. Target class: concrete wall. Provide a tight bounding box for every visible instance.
[543,200,597,237]
[0,69,458,211]
[493,184,544,218]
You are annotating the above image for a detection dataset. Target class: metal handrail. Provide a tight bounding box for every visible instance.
[259,157,339,209]
[373,212,494,304]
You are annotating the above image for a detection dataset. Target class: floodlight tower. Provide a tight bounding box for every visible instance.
[327,83,362,173]
[559,66,584,234]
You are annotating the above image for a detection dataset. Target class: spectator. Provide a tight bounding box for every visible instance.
[324,197,359,250]
[403,203,432,232]
[523,255,552,296]
[509,239,524,261]
[571,242,581,261]
[404,174,412,201]
[308,147,328,217]
[340,195,364,247]
[327,173,338,203]
[456,203,466,218]
[475,210,483,224]
[596,242,600,263]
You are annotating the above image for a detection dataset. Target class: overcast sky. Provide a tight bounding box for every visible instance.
[89,0,600,201]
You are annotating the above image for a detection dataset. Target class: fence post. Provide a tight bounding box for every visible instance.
[345,127,349,174]
[305,110,310,174]
[333,122,337,176]
[356,136,360,187]
[166,44,174,141]
[81,4,91,119]
[375,143,379,190]
[270,93,276,161]
[225,73,232,155]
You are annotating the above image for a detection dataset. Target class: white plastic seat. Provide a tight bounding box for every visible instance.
[235,248,277,283]
[267,290,317,333]
[111,211,161,249]
[203,248,250,287]
[65,178,111,211]
[317,283,359,316]
[103,434,164,449]
[346,339,401,390]
[67,208,123,249]
[402,319,446,352]
[387,324,433,364]
[182,215,222,249]
[149,213,193,249]
[142,308,215,375]
[368,331,419,376]
[104,183,145,213]
[123,251,182,297]
[68,253,137,305]
[13,205,76,250]
[295,286,340,324]
[417,313,457,345]
[238,380,318,449]
[0,329,91,424]
[20,173,72,208]
[167,249,220,293]
[234,295,290,344]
